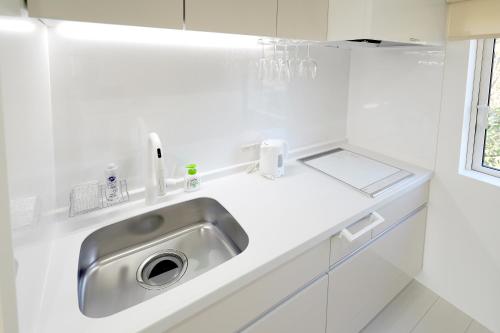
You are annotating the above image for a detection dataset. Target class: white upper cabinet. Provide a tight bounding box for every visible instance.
[327,0,446,45]
[185,0,278,37]
[277,0,329,41]
[0,0,23,16]
[26,0,328,39]
[25,0,445,44]
[27,0,184,29]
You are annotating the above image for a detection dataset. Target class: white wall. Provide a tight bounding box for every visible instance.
[0,88,19,333]
[45,23,351,209]
[0,19,22,332]
[1,20,351,217]
[0,17,55,229]
[347,47,445,170]
[418,41,500,333]
[0,17,55,332]
[346,42,500,332]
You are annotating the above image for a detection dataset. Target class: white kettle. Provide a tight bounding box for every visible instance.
[259,139,287,179]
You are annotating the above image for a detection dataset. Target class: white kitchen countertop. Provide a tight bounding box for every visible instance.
[14,144,432,333]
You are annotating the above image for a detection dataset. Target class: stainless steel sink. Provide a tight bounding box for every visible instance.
[77,197,249,318]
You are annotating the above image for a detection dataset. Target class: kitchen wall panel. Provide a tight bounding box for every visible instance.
[0,18,56,227]
[0,20,351,214]
[418,41,500,333]
[346,47,445,170]
[0,17,53,333]
[346,40,500,332]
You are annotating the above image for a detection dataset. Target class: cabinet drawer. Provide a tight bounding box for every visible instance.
[167,240,330,333]
[241,275,328,333]
[330,182,429,265]
[327,208,427,333]
[372,182,429,237]
[330,213,375,265]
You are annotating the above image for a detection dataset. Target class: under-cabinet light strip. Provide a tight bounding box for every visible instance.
[54,21,261,49]
[0,17,36,33]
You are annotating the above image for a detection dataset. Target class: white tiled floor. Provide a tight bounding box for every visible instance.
[361,280,493,333]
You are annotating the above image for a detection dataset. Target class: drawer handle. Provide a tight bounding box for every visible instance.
[340,212,385,242]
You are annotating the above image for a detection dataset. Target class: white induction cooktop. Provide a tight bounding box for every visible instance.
[299,148,413,197]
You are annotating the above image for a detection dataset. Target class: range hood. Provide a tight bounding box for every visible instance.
[344,39,429,48]
[327,0,446,48]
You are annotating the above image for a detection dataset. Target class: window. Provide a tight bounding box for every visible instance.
[468,39,500,177]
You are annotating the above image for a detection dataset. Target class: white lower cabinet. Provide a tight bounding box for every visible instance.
[326,208,427,333]
[167,184,428,333]
[167,241,330,333]
[241,275,328,333]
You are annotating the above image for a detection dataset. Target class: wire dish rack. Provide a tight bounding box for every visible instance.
[69,179,129,217]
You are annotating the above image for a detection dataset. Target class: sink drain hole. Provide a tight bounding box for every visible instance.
[148,259,178,279]
[137,250,188,290]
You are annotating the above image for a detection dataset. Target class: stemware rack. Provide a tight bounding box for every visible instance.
[256,39,323,82]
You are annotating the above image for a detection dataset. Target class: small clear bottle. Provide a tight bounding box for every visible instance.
[104,163,120,203]
[184,164,200,192]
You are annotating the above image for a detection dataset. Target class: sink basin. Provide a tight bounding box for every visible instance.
[77,197,249,318]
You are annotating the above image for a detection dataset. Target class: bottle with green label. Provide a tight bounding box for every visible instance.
[184,164,200,192]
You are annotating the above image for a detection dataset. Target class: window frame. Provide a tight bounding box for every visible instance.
[467,38,500,178]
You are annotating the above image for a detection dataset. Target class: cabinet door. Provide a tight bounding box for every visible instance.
[328,0,445,45]
[369,0,446,45]
[0,0,22,16]
[168,241,330,333]
[27,0,184,29]
[277,0,329,41]
[327,0,371,41]
[327,208,427,333]
[242,275,328,333]
[185,0,278,37]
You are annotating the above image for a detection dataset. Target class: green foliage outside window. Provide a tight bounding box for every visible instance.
[484,40,500,170]
[485,107,500,169]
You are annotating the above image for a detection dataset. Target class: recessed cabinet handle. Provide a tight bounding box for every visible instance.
[340,212,385,243]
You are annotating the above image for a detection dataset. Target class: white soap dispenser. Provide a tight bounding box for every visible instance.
[184,164,200,192]
[104,163,120,203]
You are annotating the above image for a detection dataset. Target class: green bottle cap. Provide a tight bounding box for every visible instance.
[186,164,197,175]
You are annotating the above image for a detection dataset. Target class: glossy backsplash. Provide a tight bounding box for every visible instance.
[0,18,351,220]
[347,47,445,170]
